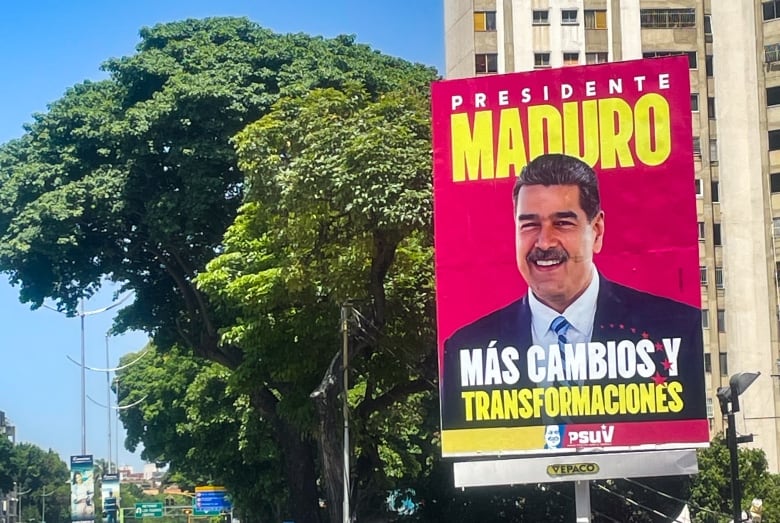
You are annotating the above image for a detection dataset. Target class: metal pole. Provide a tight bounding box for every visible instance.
[106,335,112,473]
[115,378,120,471]
[341,304,350,523]
[574,480,591,523]
[41,489,46,523]
[727,410,742,522]
[80,299,87,455]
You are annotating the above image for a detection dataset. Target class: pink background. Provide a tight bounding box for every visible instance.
[432,57,699,351]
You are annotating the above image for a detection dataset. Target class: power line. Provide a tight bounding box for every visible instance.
[622,477,730,520]
[594,482,678,521]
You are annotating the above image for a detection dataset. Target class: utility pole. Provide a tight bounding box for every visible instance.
[340,303,351,523]
[40,488,54,523]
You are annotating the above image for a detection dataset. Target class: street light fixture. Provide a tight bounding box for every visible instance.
[43,293,131,455]
[717,371,761,523]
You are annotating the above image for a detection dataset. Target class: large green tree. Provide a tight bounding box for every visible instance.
[11,443,71,523]
[198,82,436,522]
[0,17,436,523]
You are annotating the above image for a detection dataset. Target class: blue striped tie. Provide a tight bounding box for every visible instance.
[550,316,570,379]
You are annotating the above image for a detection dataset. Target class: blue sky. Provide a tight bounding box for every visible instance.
[0,0,443,472]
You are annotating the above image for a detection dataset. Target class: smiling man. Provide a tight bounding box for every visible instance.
[439,153,705,432]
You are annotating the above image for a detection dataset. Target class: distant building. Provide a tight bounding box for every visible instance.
[118,464,165,493]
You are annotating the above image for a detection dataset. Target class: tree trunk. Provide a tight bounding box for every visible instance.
[312,351,346,523]
[249,387,321,523]
[277,424,321,523]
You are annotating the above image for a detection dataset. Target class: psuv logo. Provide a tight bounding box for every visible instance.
[568,424,615,446]
[546,463,600,476]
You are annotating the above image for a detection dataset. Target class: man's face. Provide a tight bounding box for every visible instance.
[515,184,604,312]
[544,425,561,447]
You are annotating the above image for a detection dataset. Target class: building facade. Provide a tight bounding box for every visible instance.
[444,0,780,472]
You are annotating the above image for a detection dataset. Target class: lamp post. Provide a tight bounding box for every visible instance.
[16,486,31,523]
[40,488,55,523]
[717,371,761,523]
[44,293,131,455]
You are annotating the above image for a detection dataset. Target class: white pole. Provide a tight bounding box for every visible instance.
[106,335,112,473]
[80,299,87,455]
[115,378,120,471]
[575,480,591,523]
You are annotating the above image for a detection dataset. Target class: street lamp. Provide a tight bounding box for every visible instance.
[40,487,55,523]
[44,293,131,455]
[717,371,761,523]
[15,485,31,523]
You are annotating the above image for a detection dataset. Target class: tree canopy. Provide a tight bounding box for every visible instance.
[0,16,438,523]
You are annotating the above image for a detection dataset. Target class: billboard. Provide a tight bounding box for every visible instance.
[70,455,95,522]
[432,56,708,458]
[101,473,120,523]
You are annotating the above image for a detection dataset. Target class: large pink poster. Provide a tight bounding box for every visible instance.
[432,57,708,457]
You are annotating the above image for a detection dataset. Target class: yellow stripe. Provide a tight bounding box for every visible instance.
[442,426,545,454]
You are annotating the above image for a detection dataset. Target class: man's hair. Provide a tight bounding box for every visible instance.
[512,153,601,221]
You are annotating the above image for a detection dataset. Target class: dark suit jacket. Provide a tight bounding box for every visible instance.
[440,275,706,429]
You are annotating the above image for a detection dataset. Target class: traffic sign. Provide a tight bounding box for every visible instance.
[134,502,164,518]
[194,486,230,516]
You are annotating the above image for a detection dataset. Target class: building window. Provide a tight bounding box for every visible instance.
[771,173,780,192]
[640,8,696,28]
[533,10,550,25]
[766,43,780,65]
[693,137,702,158]
[710,139,718,164]
[764,0,780,21]
[711,181,719,203]
[715,266,724,289]
[563,52,579,66]
[713,223,721,246]
[706,397,714,418]
[691,94,699,112]
[586,52,608,64]
[719,352,728,376]
[707,97,716,118]
[643,50,697,69]
[770,129,780,150]
[704,15,713,41]
[768,86,780,106]
[534,53,551,68]
[584,10,607,29]
[702,309,710,330]
[773,217,780,236]
[561,9,578,25]
[717,309,726,332]
[474,11,497,31]
[475,53,498,74]
[698,221,705,241]
[700,266,708,285]
[695,178,704,198]
[706,55,714,77]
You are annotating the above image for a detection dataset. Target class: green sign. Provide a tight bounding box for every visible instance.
[134,502,164,518]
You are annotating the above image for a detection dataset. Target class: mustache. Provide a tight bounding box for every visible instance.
[527,247,569,263]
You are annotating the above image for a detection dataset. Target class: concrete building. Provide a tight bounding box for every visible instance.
[444,0,780,472]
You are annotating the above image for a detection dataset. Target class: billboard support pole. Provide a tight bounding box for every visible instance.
[574,480,591,523]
